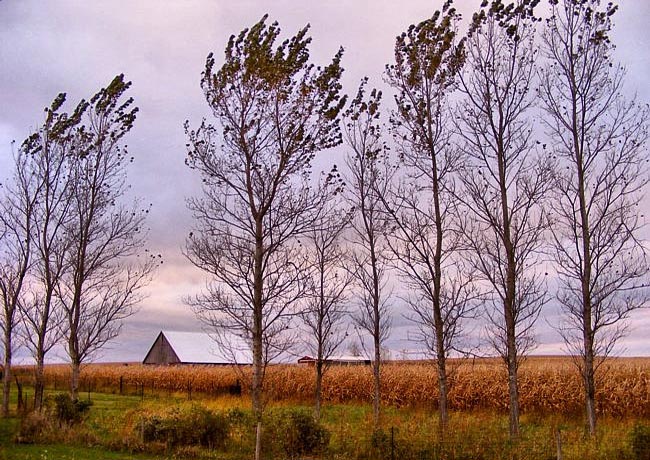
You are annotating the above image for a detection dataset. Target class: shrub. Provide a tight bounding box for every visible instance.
[16,395,95,445]
[631,424,650,460]
[370,428,391,459]
[45,393,92,425]
[138,405,230,449]
[358,428,401,460]
[265,408,330,459]
[15,411,52,444]
[226,407,252,428]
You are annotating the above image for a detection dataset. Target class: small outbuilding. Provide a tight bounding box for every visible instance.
[143,330,252,365]
[297,355,371,366]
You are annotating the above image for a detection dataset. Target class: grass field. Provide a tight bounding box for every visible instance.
[2,357,650,459]
[0,390,646,460]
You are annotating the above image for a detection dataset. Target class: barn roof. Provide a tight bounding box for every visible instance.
[297,355,371,364]
[151,330,252,364]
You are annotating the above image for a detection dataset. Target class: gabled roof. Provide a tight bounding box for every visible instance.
[147,330,252,364]
[297,355,371,364]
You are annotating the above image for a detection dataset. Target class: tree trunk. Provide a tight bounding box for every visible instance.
[431,137,448,436]
[314,359,323,420]
[252,217,264,460]
[435,337,448,437]
[70,358,81,400]
[505,263,520,440]
[495,123,521,440]
[370,227,382,429]
[2,328,11,417]
[505,270,520,440]
[33,353,46,411]
[372,344,381,428]
[577,160,596,436]
[252,335,263,460]
[507,342,520,440]
[583,341,597,435]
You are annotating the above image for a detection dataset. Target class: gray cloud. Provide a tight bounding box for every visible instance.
[1,0,649,362]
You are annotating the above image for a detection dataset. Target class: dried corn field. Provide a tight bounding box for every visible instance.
[13,357,650,417]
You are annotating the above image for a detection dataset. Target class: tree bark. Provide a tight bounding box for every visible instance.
[33,353,46,411]
[252,217,264,460]
[314,359,323,420]
[371,238,382,429]
[372,340,381,428]
[2,327,11,417]
[574,88,597,437]
[506,337,520,439]
[435,345,448,436]
[431,139,448,435]
[584,356,596,436]
[70,358,81,401]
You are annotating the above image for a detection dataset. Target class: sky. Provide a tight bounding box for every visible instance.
[1,0,650,363]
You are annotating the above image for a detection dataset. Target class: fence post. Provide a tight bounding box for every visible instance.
[391,426,395,460]
[119,376,123,396]
[556,428,562,460]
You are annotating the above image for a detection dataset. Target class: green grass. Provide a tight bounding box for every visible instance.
[0,387,645,460]
[0,444,154,460]
[0,390,155,460]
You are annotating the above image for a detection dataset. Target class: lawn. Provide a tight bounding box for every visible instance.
[0,385,647,460]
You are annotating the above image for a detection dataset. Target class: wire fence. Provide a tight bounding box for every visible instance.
[9,367,650,460]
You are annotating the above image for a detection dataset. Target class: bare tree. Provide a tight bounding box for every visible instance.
[57,75,157,400]
[539,0,650,436]
[384,3,478,435]
[301,201,352,420]
[457,0,551,439]
[0,146,37,416]
[184,16,345,460]
[17,94,84,410]
[344,80,391,429]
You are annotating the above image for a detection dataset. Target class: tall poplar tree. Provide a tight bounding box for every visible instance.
[59,75,156,399]
[185,16,345,460]
[385,2,474,435]
[540,0,650,436]
[458,0,551,439]
[344,80,391,429]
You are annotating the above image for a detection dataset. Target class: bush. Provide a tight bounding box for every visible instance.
[357,428,401,460]
[45,393,92,425]
[15,411,52,444]
[631,424,650,460]
[16,394,94,444]
[370,428,391,459]
[138,405,230,449]
[226,407,253,428]
[265,408,330,459]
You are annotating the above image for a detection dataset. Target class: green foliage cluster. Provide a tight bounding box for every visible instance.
[47,393,93,425]
[138,405,230,449]
[134,405,330,457]
[264,408,330,459]
[15,394,93,444]
[631,424,650,460]
[15,411,52,444]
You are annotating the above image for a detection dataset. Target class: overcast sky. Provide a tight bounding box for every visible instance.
[1,0,649,363]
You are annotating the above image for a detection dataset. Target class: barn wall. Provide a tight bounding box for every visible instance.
[143,334,180,364]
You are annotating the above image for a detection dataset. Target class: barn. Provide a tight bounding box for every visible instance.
[297,355,371,366]
[143,330,252,365]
